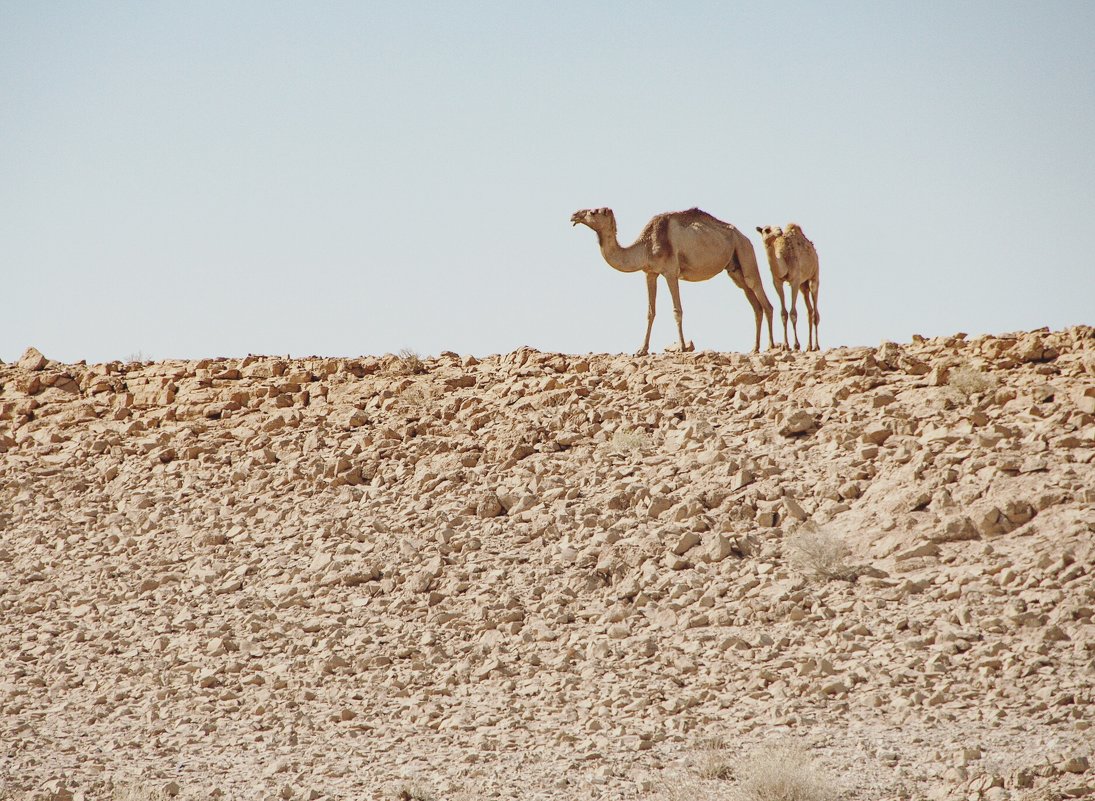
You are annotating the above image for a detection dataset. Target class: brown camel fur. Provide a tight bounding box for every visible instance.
[572,207,775,354]
[756,223,820,351]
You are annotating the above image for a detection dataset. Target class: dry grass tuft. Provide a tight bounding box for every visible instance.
[397,348,427,375]
[125,351,151,364]
[693,735,735,780]
[736,743,840,801]
[387,778,435,801]
[112,785,171,801]
[655,773,736,801]
[785,526,858,583]
[609,427,650,453]
[947,365,998,397]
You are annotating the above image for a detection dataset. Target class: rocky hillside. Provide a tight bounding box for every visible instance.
[1,327,1093,801]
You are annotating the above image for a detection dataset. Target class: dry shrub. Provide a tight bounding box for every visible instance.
[693,735,735,780]
[609,427,649,453]
[397,348,427,375]
[397,382,437,409]
[736,743,840,801]
[388,779,435,801]
[785,526,858,583]
[112,785,171,801]
[947,365,998,397]
[655,773,735,801]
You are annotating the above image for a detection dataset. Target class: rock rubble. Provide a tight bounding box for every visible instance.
[1,327,1093,800]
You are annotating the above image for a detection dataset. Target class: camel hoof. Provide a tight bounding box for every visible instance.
[685,341,695,353]
[634,349,649,357]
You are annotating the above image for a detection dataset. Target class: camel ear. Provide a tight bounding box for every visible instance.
[756,226,763,233]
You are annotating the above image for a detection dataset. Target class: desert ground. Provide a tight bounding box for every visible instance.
[1,327,1092,801]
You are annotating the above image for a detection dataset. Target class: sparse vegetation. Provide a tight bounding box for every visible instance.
[395,380,437,411]
[947,364,998,397]
[388,778,435,801]
[4,327,1091,800]
[125,350,150,364]
[693,735,735,780]
[785,525,858,583]
[609,427,650,453]
[735,743,840,801]
[397,348,427,375]
[112,784,170,801]
[656,773,736,801]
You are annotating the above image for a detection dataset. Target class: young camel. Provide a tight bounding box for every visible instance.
[571,207,775,354]
[756,223,820,351]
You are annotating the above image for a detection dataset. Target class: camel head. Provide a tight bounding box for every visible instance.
[571,207,616,233]
[755,225,783,248]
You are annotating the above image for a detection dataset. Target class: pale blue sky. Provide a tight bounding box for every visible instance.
[2,2,1093,363]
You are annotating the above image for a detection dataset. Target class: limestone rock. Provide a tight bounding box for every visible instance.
[779,409,817,437]
[17,346,48,371]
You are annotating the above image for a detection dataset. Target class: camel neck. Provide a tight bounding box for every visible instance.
[596,226,645,273]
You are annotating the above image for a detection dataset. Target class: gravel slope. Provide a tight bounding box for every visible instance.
[1,327,1093,801]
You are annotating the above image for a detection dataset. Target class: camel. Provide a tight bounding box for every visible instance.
[571,207,775,355]
[756,223,820,351]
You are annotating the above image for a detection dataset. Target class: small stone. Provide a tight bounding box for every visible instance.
[705,534,736,563]
[1011,770,1034,788]
[931,515,979,542]
[862,423,892,445]
[1043,625,1071,643]
[17,347,48,371]
[476,493,504,518]
[335,408,367,428]
[607,623,629,639]
[955,747,982,766]
[672,531,701,556]
[779,410,817,437]
[755,509,778,527]
[1061,755,1090,774]
[782,496,808,521]
[894,542,940,562]
[731,469,755,490]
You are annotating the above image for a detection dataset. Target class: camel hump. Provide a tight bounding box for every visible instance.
[784,222,811,241]
[784,222,816,250]
[677,207,729,228]
[642,208,739,260]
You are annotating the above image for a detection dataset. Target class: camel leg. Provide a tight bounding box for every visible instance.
[725,255,774,352]
[789,283,802,351]
[665,275,693,352]
[637,272,657,356]
[741,289,765,353]
[809,279,821,351]
[749,279,776,351]
[801,282,816,351]
[773,280,789,350]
